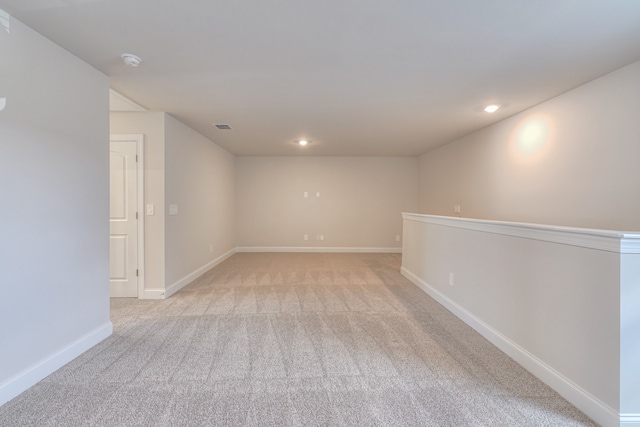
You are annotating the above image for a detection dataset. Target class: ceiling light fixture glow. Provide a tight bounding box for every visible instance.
[484,105,500,113]
[121,53,142,67]
[297,140,310,146]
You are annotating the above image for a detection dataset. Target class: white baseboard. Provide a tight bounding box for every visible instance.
[236,246,402,253]
[0,321,112,407]
[621,414,640,426]
[142,289,166,299]
[400,266,620,427]
[164,248,237,298]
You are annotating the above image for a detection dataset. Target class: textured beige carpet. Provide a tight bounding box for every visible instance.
[0,253,595,426]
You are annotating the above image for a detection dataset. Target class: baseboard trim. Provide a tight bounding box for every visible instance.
[142,289,166,299]
[621,414,640,425]
[236,246,402,253]
[0,321,112,407]
[165,248,237,298]
[400,266,620,427]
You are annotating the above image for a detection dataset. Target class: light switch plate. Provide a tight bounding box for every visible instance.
[169,204,178,215]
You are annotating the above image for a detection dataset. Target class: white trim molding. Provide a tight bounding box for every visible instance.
[142,289,166,300]
[402,213,640,254]
[236,246,402,253]
[620,237,640,254]
[620,414,640,426]
[165,248,236,298]
[620,414,640,427]
[0,322,112,406]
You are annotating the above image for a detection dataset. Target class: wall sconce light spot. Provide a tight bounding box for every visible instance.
[510,115,553,162]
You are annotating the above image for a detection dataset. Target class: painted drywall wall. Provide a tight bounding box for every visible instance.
[110,112,166,295]
[110,112,236,296]
[0,14,111,404]
[401,214,640,427]
[418,60,640,231]
[236,156,418,250]
[164,114,235,288]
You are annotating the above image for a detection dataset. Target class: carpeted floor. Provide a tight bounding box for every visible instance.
[0,252,596,426]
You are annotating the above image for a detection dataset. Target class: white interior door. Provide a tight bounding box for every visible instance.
[110,140,138,297]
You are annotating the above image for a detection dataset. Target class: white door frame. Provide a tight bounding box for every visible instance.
[110,134,145,298]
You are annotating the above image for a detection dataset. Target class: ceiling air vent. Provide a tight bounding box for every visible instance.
[214,124,232,130]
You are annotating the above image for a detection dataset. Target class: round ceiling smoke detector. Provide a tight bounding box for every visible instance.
[121,53,142,67]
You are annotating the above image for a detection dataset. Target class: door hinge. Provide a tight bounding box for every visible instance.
[136,212,138,219]
[136,155,138,162]
[136,269,139,277]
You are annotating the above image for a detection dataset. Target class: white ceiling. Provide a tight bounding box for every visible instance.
[2,0,640,156]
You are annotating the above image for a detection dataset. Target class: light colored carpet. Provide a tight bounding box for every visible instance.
[0,253,596,426]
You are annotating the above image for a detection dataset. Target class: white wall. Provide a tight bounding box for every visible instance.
[418,60,640,231]
[0,14,111,404]
[401,214,640,427]
[110,112,167,296]
[110,112,236,297]
[164,114,236,293]
[236,156,418,250]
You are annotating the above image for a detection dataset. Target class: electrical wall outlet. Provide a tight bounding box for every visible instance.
[454,204,461,214]
[304,234,308,241]
[396,235,400,242]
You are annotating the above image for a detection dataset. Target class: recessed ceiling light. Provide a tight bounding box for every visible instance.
[484,105,500,113]
[214,124,232,130]
[121,53,142,67]
[297,140,310,146]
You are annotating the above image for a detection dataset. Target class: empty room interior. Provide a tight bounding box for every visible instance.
[1,1,639,426]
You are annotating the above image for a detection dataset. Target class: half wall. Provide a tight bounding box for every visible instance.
[401,213,640,427]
